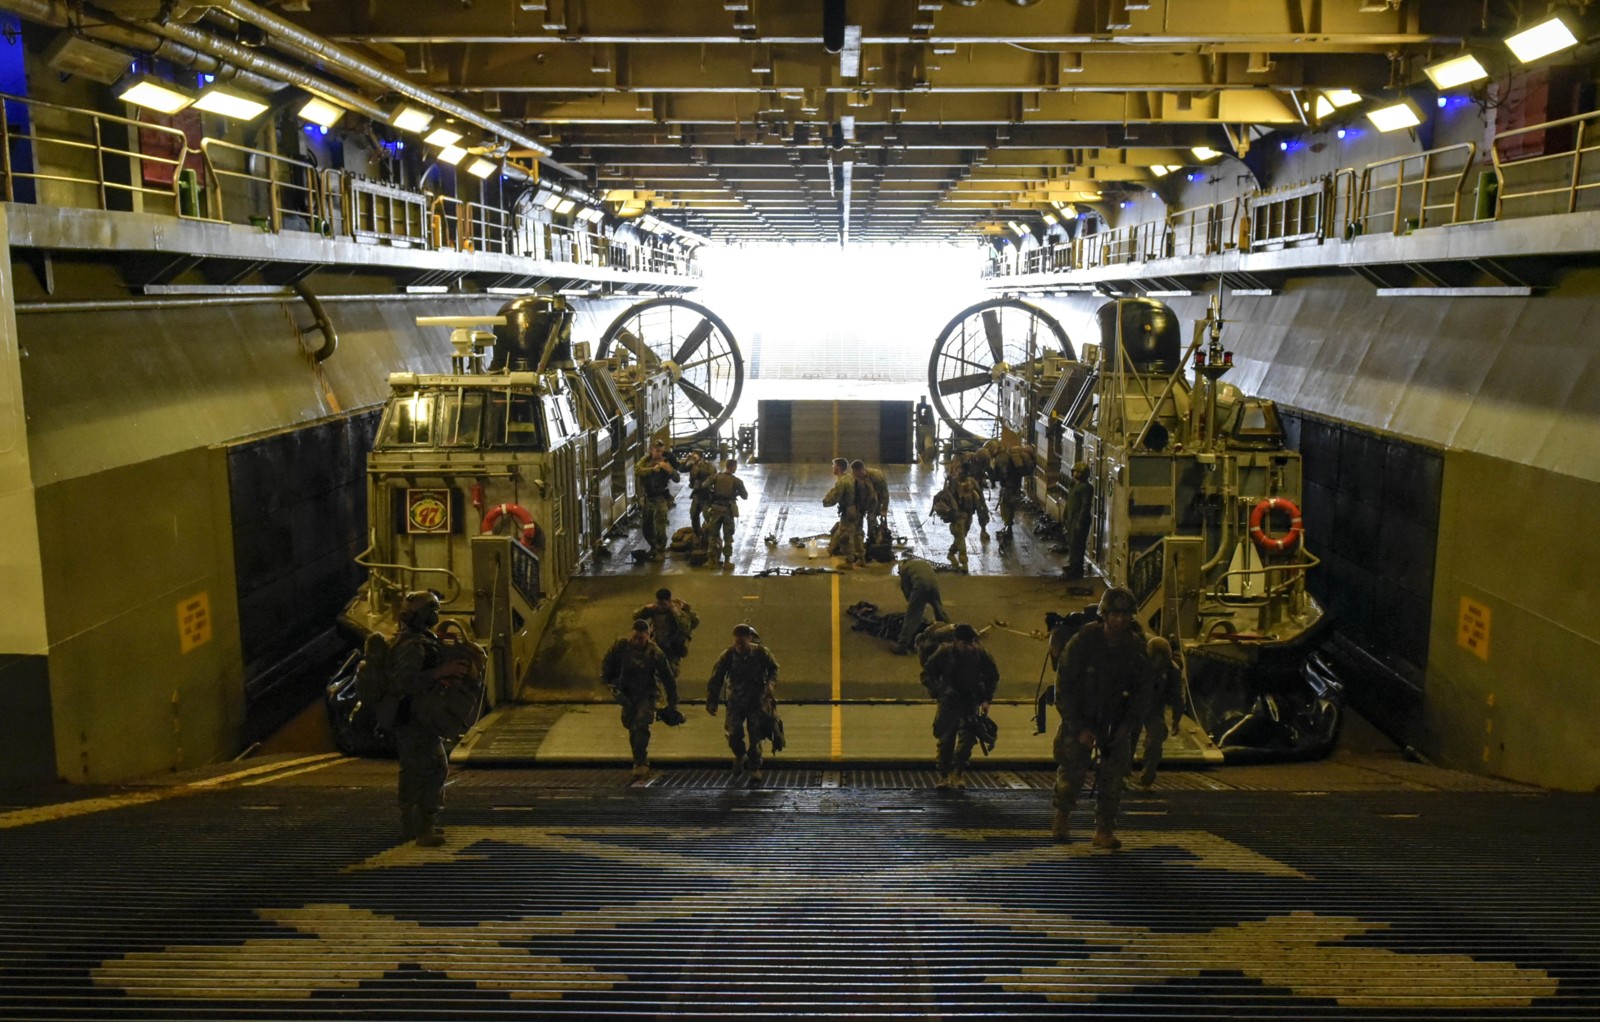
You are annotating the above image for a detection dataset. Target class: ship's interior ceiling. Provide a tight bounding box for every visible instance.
[25,0,1571,243]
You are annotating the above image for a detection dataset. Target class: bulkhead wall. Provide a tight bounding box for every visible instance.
[10,282,639,783]
[1038,276,1600,790]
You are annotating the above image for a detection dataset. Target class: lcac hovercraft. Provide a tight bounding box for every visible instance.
[329,295,742,752]
[928,295,1335,759]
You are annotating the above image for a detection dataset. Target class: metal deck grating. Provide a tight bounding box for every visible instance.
[0,763,1593,1021]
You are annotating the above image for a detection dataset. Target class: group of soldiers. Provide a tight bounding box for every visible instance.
[822,457,891,566]
[636,439,749,567]
[600,586,782,783]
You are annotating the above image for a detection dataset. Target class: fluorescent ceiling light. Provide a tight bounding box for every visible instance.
[1007,221,1025,235]
[466,157,497,179]
[297,97,344,127]
[1505,15,1579,63]
[1041,212,1058,224]
[115,74,192,114]
[435,144,467,165]
[1367,99,1422,132]
[425,126,463,146]
[1191,146,1222,161]
[554,198,577,214]
[390,104,433,133]
[1324,88,1362,108]
[541,190,563,209]
[1424,54,1489,89]
[192,85,268,120]
[1150,164,1173,177]
[576,207,605,224]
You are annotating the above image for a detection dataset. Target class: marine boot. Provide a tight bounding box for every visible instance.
[415,812,445,848]
[400,805,419,842]
[948,768,967,789]
[934,773,952,790]
[1050,811,1071,843]
[1091,830,1122,851]
[746,754,764,783]
[631,761,651,780]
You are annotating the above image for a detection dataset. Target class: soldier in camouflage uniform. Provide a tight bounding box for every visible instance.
[1133,636,1186,789]
[636,439,680,559]
[706,624,781,781]
[1052,586,1151,849]
[685,450,716,541]
[995,442,1038,534]
[390,591,449,847]
[894,555,950,655]
[922,623,1000,788]
[1064,461,1093,578]
[823,456,865,566]
[700,458,748,567]
[852,459,890,535]
[602,619,679,779]
[947,474,989,572]
[635,587,699,677]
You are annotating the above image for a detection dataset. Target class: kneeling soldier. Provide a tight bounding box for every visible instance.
[706,624,780,781]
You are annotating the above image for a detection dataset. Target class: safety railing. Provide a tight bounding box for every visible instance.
[1248,179,1329,249]
[1492,109,1600,217]
[1355,142,1477,236]
[200,138,332,234]
[0,91,189,216]
[428,193,518,255]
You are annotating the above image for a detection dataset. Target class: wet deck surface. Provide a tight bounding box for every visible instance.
[2,752,1593,1021]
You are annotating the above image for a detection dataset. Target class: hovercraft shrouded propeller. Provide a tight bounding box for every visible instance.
[928,298,1073,440]
[596,297,745,444]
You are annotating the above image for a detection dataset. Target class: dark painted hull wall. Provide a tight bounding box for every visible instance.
[1039,281,1600,790]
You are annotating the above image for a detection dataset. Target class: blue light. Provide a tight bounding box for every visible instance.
[1437,95,1448,108]
[1120,200,1131,209]
[1280,140,1288,150]
[318,125,327,136]
[1187,172,1198,182]
[396,141,404,150]
[1337,128,1347,139]
[304,125,316,135]
[200,74,214,84]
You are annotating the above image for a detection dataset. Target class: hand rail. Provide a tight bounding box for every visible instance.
[1492,108,1600,216]
[1356,142,1477,236]
[199,137,328,232]
[0,91,189,216]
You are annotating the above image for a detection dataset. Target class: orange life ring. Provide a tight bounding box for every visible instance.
[480,503,540,548]
[1249,497,1303,554]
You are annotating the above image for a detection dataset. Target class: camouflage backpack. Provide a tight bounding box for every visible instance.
[409,621,489,743]
[354,632,403,730]
[930,488,957,523]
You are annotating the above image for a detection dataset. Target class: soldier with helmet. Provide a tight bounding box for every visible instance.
[636,438,680,560]
[700,458,748,567]
[602,619,679,779]
[685,450,716,542]
[390,590,450,847]
[706,624,781,782]
[995,442,1039,535]
[823,457,865,566]
[922,623,1001,789]
[1133,636,1187,789]
[1051,586,1152,848]
[1064,461,1094,578]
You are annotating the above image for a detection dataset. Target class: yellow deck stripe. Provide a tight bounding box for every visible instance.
[831,572,843,760]
[0,753,346,829]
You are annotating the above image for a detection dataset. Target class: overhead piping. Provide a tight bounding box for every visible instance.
[292,280,338,362]
[201,0,584,181]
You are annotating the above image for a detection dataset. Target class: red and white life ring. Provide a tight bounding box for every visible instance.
[1248,497,1303,554]
[480,503,541,548]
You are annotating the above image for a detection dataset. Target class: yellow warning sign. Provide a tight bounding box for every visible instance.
[1457,596,1490,661]
[178,592,212,654]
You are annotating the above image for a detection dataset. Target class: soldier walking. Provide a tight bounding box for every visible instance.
[922,623,1000,788]
[700,458,748,567]
[947,474,989,572]
[894,555,950,655]
[636,438,680,560]
[996,442,1038,535]
[1051,586,1151,849]
[635,587,699,677]
[1064,461,1093,578]
[388,591,449,847]
[1133,636,1186,789]
[823,456,865,566]
[706,624,781,782]
[602,619,678,779]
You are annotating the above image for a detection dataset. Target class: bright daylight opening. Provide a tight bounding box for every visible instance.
[695,243,988,396]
